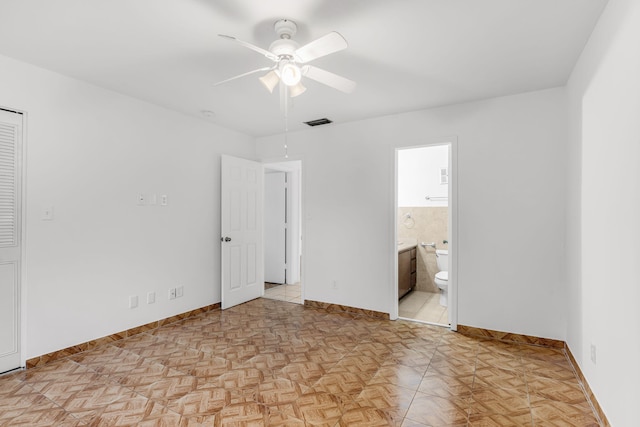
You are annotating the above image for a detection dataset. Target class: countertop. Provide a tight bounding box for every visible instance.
[397,238,417,253]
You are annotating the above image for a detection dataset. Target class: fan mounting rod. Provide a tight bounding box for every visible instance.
[274,19,297,39]
[270,20,299,58]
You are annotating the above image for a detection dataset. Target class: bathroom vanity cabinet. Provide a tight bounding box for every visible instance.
[398,246,417,299]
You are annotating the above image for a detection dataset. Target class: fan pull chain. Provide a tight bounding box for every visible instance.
[284,131,289,159]
[283,85,289,159]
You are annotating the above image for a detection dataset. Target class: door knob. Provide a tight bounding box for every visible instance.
[221,237,232,242]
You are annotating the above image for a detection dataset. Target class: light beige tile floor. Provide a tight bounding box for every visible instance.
[263,283,302,304]
[0,298,602,426]
[399,291,449,325]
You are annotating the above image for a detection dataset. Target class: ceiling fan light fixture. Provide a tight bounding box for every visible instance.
[259,70,279,93]
[280,62,302,86]
[289,82,306,98]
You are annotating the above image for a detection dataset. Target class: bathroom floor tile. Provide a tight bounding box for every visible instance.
[399,291,449,325]
[398,292,429,311]
[0,298,602,426]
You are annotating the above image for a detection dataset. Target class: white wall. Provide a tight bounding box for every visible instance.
[398,145,449,207]
[0,54,255,360]
[566,0,640,424]
[256,88,567,340]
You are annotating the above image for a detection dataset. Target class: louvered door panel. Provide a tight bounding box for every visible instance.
[0,122,17,248]
[0,109,22,374]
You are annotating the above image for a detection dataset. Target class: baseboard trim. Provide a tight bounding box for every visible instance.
[304,299,389,320]
[457,324,564,348]
[565,343,611,427]
[457,324,608,426]
[26,303,221,369]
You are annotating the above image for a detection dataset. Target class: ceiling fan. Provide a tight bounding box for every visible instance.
[215,19,356,98]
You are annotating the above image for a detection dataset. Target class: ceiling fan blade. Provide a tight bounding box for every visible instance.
[214,66,273,86]
[218,34,279,61]
[302,65,356,94]
[294,32,348,63]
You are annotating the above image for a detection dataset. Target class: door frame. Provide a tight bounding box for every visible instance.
[261,157,304,302]
[391,137,458,331]
[0,106,27,370]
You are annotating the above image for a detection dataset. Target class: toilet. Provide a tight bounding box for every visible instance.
[434,249,449,306]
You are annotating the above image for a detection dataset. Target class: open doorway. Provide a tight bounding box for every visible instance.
[396,143,454,327]
[262,160,302,304]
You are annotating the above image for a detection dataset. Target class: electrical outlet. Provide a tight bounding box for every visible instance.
[590,344,597,364]
[169,288,176,300]
[160,194,168,206]
[332,280,338,290]
[147,292,155,304]
[137,193,146,206]
[42,206,54,221]
[129,295,138,309]
[176,285,184,298]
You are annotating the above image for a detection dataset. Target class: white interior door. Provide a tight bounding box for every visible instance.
[221,155,264,309]
[264,172,286,284]
[0,109,23,373]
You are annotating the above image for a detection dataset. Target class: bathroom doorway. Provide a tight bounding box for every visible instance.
[396,143,455,327]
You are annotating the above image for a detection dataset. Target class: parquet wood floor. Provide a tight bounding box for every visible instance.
[0,298,601,426]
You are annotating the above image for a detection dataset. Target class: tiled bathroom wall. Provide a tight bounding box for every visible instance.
[398,207,448,292]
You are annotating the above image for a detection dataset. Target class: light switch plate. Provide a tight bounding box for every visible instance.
[129,295,138,309]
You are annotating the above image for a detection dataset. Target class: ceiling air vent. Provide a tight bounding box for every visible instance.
[304,118,333,127]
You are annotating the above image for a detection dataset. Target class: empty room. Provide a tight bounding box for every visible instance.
[0,0,638,425]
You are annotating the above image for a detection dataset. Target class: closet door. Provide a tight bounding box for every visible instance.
[0,109,23,373]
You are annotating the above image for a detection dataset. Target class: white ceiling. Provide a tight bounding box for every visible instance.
[0,0,607,137]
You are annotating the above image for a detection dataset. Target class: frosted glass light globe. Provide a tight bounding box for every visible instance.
[280,63,302,86]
